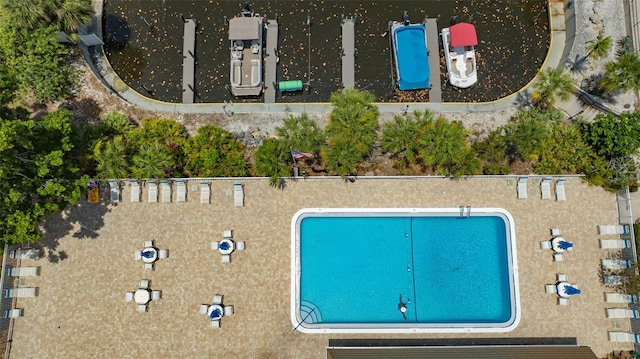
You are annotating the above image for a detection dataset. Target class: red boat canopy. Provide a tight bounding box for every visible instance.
[450,22,478,47]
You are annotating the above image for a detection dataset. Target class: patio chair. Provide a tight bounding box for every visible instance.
[151,290,162,300]
[539,241,552,250]
[125,292,134,302]
[545,285,557,294]
[609,332,640,343]
[602,259,632,270]
[176,180,186,202]
[144,262,154,271]
[4,288,38,298]
[134,251,142,260]
[130,180,140,203]
[600,239,630,249]
[139,279,149,289]
[143,240,153,248]
[223,230,233,239]
[7,266,40,277]
[598,224,630,235]
[553,253,564,262]
[10,249,40,260]
[200,182,210,204]
[137,304,147,313]
[211,241,219,250]
[4,309,23,318]
[213,295,223,305]
[199,304,209,314]
[161,181,171,203]
[221,254,231,263]
[148,181,158,203]
[550,228,561,237]
[604,275,625,286]
[158,249,168,259]
[224,305,234,316]
[606,308,639,319]
[234,182,244,207]
[541,177,552,200]
[235,241,245,251]
[210,320,220,328]
[605,293,637,303]
[109,180,120,203]
[555,178,566,201]
[557,273,567,282]
[558,297,568,305]
[517,177,528,199]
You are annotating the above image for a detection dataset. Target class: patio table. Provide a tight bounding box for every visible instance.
[141,247,157,263]
[218,239,235,255]
[208,304,224,321]
[135,289,151,304]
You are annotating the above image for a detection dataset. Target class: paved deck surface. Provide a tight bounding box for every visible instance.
[182,19,196,104]
[341,18,355,89]
[8,177,629,358]
[425,18,442,103]
[264,19,279,103]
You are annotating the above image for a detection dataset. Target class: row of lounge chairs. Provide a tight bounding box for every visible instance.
[108,180,244,206]
[517,177,566,200]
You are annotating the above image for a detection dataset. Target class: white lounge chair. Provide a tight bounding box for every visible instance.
[551,228,561,237]
[137,304,147,312]
[607,308,639,319]
[602,259,632,270]
[7,266,39,277]
[158,249,168,259]
[224,305,234,316]
[161,181,171,203]
[234,183,244,207]
[144,262,154,271]
[10,249,40,260]
[4,309,23,318]
[604,275,625,286]
[151,290,162,300]
[605,293,637,303]
[609,332,640,343]
[540,241,552,250]
[221,254,230,263]
[148,181,158,203]
[545,285,558,293]
[517,177,528,199]
[139,279,149,289]
[235,241,245,251]
[211,241,219,250]
[541,177,552,199]
[210,320,220,328]
[557,273,567,282]
[553,253,564,262]
[223,230,233,239]
[213,295,223,305]
[599,225,630,235]
[200,182,210,204]
[125,292,134,302]
[109,180,120,203]
[4,288,38,298]
[558,297,568,305]
[130,180,140,203]
[143,240,153,248]
[134,251,142,260]
[199,304,209,314]
[600,239,630,249]
[176,180,186,202]
[555,178,566,201]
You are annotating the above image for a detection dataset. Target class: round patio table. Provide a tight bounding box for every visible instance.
[556,281,572,298]
[134,289,151,304]
[208,304,224,320]
[218,239,235,255]
[141,247,157,263]
[551,237,570,253]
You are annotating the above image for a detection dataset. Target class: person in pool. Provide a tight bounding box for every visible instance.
[398,295,408,320]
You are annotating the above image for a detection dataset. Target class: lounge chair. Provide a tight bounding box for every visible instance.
[609,332,640,343]
[199,304,209,314]
[605,293,637,303]
[551,228,561,237]
[130,180,140,203]
[109,180,120,203]
[557,273,567,282]
[224,305,234,316]
[144,262,154,271]
[235,241,245,251]
[125,292,135,302]
[604,275,625,286]
[545,285,557,293]
[234,183,244,207]
[555,178,566,201]
[540,241,552,250]
[151,290,162,300]
[223,230,233,239]
[10,249,40,260]
[600,239,630,249]
[553,253,564,262]
[213,295,223,305]
[139,279,149,289]
[143,240,153,248]
[211,241,219,250]
[4,309,23,318]
[176,180,186,202]
[210,320,220,328]
[221,254,231,263]
[158,249,168,259]
[4,288,38,298]
[517,177,527,199]
[148,181,158,203]
[161,181,171,203]
[602,259,632,270]
[607,308,639,319]
[200,182,210,204]
[134,251,142,260]
[558,297,568,305]
[137,304,147,312]
[598,225,630,235]
[7,266,40,277]
[541,177,552,200]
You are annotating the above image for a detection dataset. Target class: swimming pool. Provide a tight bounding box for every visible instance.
[291,208,519,333]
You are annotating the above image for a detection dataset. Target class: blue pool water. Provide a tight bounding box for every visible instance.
[293,209,518,332]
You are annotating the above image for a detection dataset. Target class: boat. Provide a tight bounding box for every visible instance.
[390,12,430,91]
[441,22,478,88]
[228,4,263,97]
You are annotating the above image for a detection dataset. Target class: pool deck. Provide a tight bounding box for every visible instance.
[8,176,630,358]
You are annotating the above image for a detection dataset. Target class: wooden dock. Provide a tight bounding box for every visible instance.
[341,18,355,89]
[425,18,441,103]
[264,19,279,103]
[182,19,196,104]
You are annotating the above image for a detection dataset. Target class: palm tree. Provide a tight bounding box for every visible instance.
[253,138,292,187]
[598,52,640,94]
[2,0,93,32]
[531,68,574,108]
[92,137,129,179]
[51,0,94,33]
[585,35,613,60]
[130,141,173,179]
[1,0,49,30]
[326,89,379,157]
[418,117,477,176]
[275,114,325,156]
[324,137,362,177]
[506,115,550,161]
[381,115,419,167]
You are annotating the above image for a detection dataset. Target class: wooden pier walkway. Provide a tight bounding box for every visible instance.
[341,18,355,89]
[182,19,196,104]
[425,18,441,103]
[264,19,279,103]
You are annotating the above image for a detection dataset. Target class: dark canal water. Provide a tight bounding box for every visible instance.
[103,0,549,103]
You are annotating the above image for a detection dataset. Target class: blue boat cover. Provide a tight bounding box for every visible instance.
[394,24,430,91]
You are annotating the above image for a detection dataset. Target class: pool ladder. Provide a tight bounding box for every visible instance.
[459,205,471,218]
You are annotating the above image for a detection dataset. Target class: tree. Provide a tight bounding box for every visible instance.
[323,137,362,177]
[183,125,247,177]
[598,53,640,94]
[418,117,479,176]
[381,111,432,168]
[536,122,604,175]
[92,136,130,179]
[275,114,325,156]
[0,109,87,244]
[581,112,640,159]
[128,118,187,175]
[472,130,510,175]
[253,138,292,187]
[531,68,574,108]
[1,0,93,33]
[585,35,612,60]
[130,141,174,179]
[504,108,561,162]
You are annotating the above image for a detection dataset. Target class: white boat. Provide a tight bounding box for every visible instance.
[390,12,430,91]
[441,22,478,88]
[229,4,263,97]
